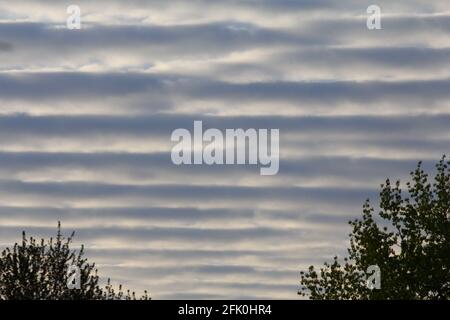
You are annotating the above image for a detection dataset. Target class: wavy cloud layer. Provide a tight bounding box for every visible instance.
[0,0,448,299]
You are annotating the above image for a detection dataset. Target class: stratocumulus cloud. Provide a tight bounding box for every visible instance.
[0,0,449,299]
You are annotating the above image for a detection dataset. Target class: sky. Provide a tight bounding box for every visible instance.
[0,0,449,299]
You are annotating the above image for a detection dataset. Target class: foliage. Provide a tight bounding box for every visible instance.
[299,156,450,299]
[0,222,150,300]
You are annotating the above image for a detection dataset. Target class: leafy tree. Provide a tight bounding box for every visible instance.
[0,222,150,300]
[299,156,450,299]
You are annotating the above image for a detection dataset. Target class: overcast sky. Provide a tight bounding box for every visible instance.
[0,0,449,299]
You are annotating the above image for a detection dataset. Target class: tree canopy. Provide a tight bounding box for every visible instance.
[299,156,450,299]
[0,222,149,300]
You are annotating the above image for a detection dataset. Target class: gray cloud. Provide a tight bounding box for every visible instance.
[0,0,449,299]
[0,224,308,243]
[0,179,375,204]
[1,72,450,113]
[1,113,449,135]
[0,41,12,51]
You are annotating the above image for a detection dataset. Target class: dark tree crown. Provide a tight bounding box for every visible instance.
[0,222,150,300]
[300,156,450,300]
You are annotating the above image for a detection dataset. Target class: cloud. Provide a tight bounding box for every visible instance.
[0,0,449,299]
[0,41,12,51]
[1,73,450,116]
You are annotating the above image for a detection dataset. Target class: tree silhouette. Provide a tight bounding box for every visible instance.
[299,156,450,299]
[0,222,150,300]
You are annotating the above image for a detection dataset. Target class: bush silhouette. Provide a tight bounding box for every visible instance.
[299,156,450,299]
[0,222,149,300]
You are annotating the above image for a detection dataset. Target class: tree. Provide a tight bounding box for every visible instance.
[0,222,150,300]
[299,156,450,299]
